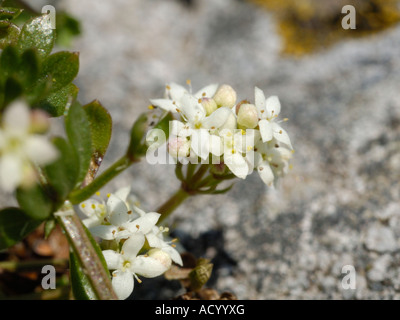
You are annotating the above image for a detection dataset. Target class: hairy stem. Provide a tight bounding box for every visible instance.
[157,188,190,224]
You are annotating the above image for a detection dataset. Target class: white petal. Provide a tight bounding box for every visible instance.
[131,256,169,278]
[259,119,273,142]
[191,129,210,160]
[25,135,59,165]
[107,194,130,226]
[0,153,23,192]
[79,199,103,219]
[122,232,146,258]
[90,225,118,240]
[201,107,233,129]
[129,212,161,234]
[146,233,164,248]
[258,161,274,186]
[194,83,218,99]
[149,99,178,112]
[254,87,266,118]
[224,153,249,179]
[209,134,223,156]
[272,123,293,149]
[3,100,30,135]
[114,186,131,203]
[168,83,188,101]
[265,96,281,119]
[161,246,183,266]
[112,270,134,300]
[82,217,101,229]
[102,250,122,270]
[180,93,206,124]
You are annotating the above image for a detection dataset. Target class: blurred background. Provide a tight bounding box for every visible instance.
[1,0,400,299]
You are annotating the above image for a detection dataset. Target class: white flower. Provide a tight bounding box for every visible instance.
[0,100,58,192]
[145,225,183,266]
[149,82,218,113]
[254,138,293,187]
[254,87,292,148]
[80,189,160,242]
[168,93,234,160]
[103,233,171,300]
[220,128,257,179]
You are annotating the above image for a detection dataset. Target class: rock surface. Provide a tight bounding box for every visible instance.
[14,0,400,299]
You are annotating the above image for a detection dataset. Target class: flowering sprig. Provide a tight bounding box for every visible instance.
[78,187,182,299]
[0,5,295,300]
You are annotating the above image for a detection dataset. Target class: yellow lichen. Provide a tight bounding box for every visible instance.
[250,0,400,56]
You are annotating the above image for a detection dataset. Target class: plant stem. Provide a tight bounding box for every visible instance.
[157,188,190,224]
[55,201,118,300]
[68,156,131,204]
[0,258,68,272]
[157,164,212,224]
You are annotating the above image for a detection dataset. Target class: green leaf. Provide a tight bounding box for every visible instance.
[64,101,92,188]
[17,14,55,60]
[54,12,81,47]
[16,184,53,220]
[153,112,173,140]
[43,137,79,203]
[40,51,79,92]
[37,83,79,117]
[0,7,24,20]
[0,21,20,49]
[126,113,148,161]
[18,48,39,87]
[69,223,109,300]
[44,219,56,239]
[0,207,42,250]
[69,251,97,300]
[3,76,23,106]
[0,45,19,79]
[82,100,112,180]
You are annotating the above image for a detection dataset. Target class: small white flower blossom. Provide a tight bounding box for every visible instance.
[219,129,257,179]
[0,100,59,192]
[145,225,183,266]
[254,87,293,149]
[103,233,171,300]
[149,82,218,114]
[150,83,293,186]
[254,138,293,187]
[79,188,160,242]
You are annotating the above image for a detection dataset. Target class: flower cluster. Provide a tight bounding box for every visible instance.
[0,100,59,192]
[79,187,182,300]
[150,82,294,187]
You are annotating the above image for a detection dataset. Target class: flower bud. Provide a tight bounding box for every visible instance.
[147,248,172,270]
[213,85,237,108]
[237,103,258,129]
[29,109,50,133]
[168,136,190,158]
[201,97,218,116]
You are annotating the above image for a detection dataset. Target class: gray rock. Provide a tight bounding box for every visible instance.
[2,0,400,300]
[367,254,393,282]
[364,224,398,253]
